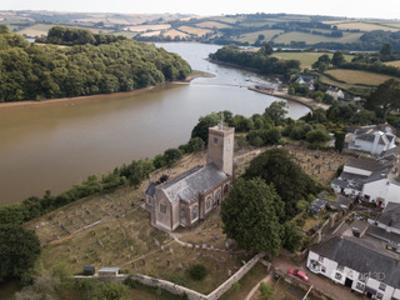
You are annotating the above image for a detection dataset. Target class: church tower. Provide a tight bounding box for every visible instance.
[207,122,235,176]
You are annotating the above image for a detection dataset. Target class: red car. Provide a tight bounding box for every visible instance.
[287,268,310,282]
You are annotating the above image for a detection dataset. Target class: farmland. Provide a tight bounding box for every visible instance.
[335,21,400,32]
[385,60,400,68]
[272,51,353,69]
[178,25,212,36]
[17,23,112,37]
[126,24,171,32]
[196,21,232,29]
[324,69,397,86]
[236,29,284,43]
[274,31,363,45]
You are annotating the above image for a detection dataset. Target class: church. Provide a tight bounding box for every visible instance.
[145,124,235,232]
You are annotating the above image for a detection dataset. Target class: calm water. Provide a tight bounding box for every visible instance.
[0,42,310,204]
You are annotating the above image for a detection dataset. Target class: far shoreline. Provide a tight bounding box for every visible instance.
[0,70,214,110]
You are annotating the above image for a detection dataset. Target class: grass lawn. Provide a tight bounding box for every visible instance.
[274,31,363,45]
[325,69,396,86]
[219,263,268,300]
[272,52,353,69]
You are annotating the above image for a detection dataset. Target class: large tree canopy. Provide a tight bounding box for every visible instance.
[366,79,400,118]
[245,149,320,218]
[0,224,41,281]
[221,178,283,256]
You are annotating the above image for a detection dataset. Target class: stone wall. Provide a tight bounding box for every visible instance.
[128,253,265,300]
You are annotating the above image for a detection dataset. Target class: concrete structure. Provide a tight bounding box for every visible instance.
[307,237,400,300]
[331,156,400,207]
[346,124,397,156]
[145,125,234,232]
[98,267,120,277]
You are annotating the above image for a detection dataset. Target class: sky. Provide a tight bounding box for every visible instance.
[2,0,400,20]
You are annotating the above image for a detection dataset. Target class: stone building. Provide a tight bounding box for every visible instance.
[145,124,234,232]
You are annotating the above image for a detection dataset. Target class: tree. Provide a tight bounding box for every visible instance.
[334,131,346,153]
[305,128,331,146]
[188,264,208,281]
[187,137,205,153]
[191,113,220,143]
[0,224,41,282]
[221,178,283,256]
[259,42,273,55]
[264,101,287,125]
[380,43,392,57]
[164,148,182,166]
[245,149,320,218]
[312,54,331,72]
[366,79,400,118]
[332,52,345,66]
[281,222,304,252]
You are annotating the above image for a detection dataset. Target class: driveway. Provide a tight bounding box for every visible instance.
[272,256,363,300]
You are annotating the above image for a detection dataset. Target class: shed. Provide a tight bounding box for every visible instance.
[310,198,327,215]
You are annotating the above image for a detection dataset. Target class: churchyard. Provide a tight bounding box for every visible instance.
[26,143,348,295]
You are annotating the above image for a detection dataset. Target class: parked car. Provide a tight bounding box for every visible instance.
[287,268,309,282]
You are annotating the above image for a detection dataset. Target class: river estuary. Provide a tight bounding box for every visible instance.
[0,42,310,204]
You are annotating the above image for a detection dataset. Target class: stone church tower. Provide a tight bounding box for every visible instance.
[207,123,235,176]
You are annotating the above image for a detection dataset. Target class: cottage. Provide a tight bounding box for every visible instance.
[307,237,400,300]
[326,87,345,101]
[295,75,315,91]
[346,124,397,156]
[145,124,234,232]
[331,156,400,206]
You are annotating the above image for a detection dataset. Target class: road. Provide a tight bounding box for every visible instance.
[272,256,363,300]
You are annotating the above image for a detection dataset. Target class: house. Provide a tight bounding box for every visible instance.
[346,124,397,156]
[307,236,400,300]
[295,75,315,91]
[326,87,345,100]
[145,124,234,232]
[331,156,400,206]
[98,267,120,277]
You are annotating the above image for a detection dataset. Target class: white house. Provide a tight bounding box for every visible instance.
[326,87,345,100]
[346,124,397,156]
[307,237,400,300]
[331,156,400,207]
[295,75,315,91]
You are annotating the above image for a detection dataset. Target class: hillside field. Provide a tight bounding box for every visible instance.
[236,29,284,43]
[324,69,396,86]
[272,52,353,69]
[274,31,363,45]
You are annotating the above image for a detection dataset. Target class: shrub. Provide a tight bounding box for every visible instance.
[259,282,274,299]
[188,264,208,281]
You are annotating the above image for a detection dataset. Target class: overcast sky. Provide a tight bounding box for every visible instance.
[2,0,400,20]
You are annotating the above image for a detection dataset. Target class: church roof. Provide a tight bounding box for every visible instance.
[160,163,228,204]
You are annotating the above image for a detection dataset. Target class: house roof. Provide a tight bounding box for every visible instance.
[367,225,400,245]
[311,237,400,289]
[145,182,157,197]
[160,163,228,204]
[310,198,327,212]
[346,157,385,172]
[377,203,400,231]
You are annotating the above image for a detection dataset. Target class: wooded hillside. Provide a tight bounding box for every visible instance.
[0,26,191,102]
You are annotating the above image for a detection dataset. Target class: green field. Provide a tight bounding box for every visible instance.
[17,23,112,37]
[325,69,396,86]
[272,52,353,69]
[237,29,284,43]
[274,31,363,45]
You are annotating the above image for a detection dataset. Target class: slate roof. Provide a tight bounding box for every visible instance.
[145,182,157,197]
[310,198,327,213]
[160,163,228,204]
[367,226,400,245]
[377,203,400,231]
[346,157,388,172]
[311,237,400,288]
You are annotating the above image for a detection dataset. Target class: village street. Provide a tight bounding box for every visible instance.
[272,256,363,300]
